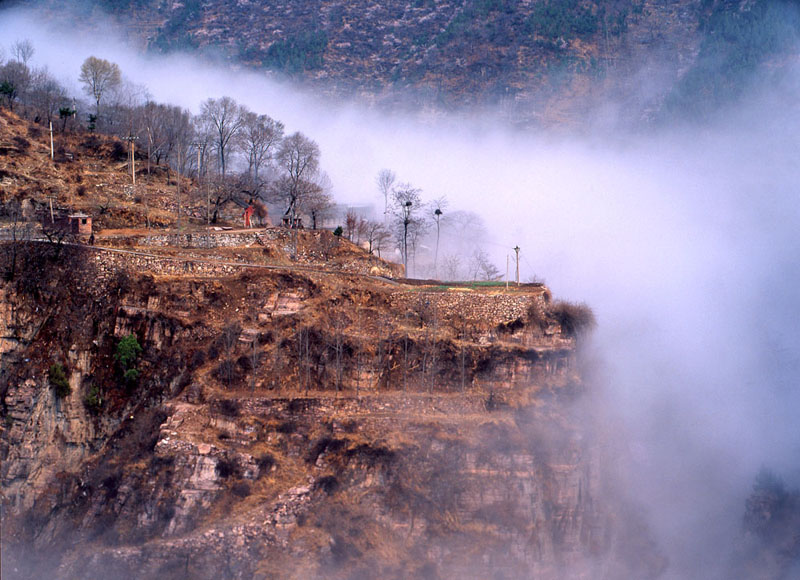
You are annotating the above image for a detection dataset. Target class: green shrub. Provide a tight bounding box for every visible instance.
[84,385,103,414]
[49,363,71,398]
[115,333,142,388]
[115,334,142,368]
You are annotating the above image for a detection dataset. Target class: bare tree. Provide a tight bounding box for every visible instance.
[376,168,396,218]
[78,56,121,122]
[2,207,35,282]
[442,210,487,244]
[162,106,194,175]
[28,67,67,125]
[441,253,462,281]
[0,61,30,111]
[292,325,313,392]
[355,215,369,246]
[328,310,348,391]
[306,173,334,230]
[366,220,391,257]
[240,111,283,190]
[220,322,242,389]
[11,39,34,65]
[391,183,425,277]
[200,96,245,177]
[469,248,501,281]
[108,79,149,134]
[344,209,358,241]
[163,107,195,224]
[270,341,285,391]
[208,174,249,224]
[373,311,391,388]
[274,131,321,225]
[140,101,167,172]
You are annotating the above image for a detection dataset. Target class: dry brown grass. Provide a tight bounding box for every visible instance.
[549,300,596,337]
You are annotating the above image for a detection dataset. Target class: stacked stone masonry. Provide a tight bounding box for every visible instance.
[390,290,546,325]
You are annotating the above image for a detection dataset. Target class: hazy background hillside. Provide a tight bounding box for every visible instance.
[18,0,800,128]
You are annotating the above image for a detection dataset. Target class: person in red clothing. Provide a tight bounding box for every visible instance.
[243,200,255,229]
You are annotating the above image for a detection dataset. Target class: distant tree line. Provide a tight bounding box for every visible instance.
[0,38,505,281]
[0,40,335,230]
[327,167,503,280]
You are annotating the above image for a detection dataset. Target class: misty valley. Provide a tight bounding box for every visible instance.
[2,1,800,579]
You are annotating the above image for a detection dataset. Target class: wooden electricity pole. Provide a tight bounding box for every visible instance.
[123,134,144,227]
[176,147,181,229]
[192,142,208,227]
[123,134,138,185]
[514,246,520,285]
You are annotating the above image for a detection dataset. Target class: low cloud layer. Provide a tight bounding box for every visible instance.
[3,6,800,578]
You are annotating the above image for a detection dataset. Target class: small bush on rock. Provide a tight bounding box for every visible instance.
[49,363,71,398]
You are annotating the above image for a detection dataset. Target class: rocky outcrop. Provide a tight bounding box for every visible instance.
[0,244,663,580]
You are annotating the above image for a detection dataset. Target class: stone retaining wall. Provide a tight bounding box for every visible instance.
[137,232,264,248]
[390,290,546,325]
[92,250,242,279]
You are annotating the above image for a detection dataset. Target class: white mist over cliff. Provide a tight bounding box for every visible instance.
[3,6,800,578]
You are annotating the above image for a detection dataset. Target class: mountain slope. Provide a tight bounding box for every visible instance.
[24,0,800,126]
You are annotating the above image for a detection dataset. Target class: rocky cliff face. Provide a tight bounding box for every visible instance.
[0,240,663,579]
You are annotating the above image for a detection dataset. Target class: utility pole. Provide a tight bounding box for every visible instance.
[506,254,509,290]
[123,134,143,227]
[402,201,412,277]
[49,122,54,160]
[176,146,182,230]
[47,194,55,223]
[123,134,138,185]
[192,142,207,226]
[434,207,442,280]
[513,246,520,285]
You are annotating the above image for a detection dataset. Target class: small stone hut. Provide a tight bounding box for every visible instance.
[67,213,92,236]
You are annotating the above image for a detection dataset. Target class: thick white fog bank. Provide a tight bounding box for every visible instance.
[4,7,800,578]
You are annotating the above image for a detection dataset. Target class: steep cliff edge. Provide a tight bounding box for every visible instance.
[0,239,664,579]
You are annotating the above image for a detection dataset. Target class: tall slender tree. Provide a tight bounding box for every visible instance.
[200,96,245,177]
[11,39,34,65]
[78,56,121,122]
[274,131,321,224]
[241,111,283,190]
[391,183,424,277]
[376,168,396,218]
